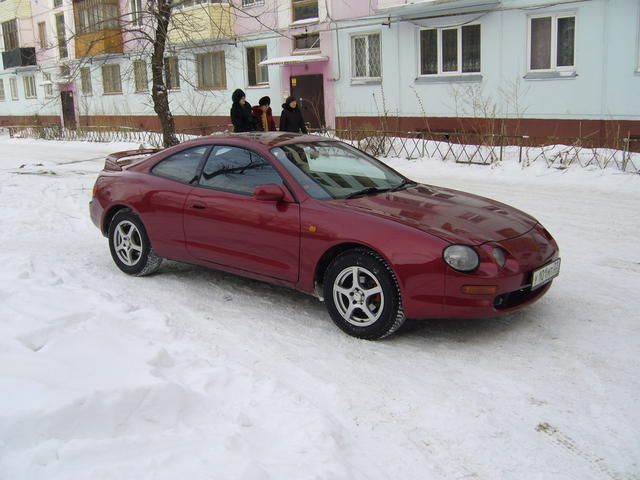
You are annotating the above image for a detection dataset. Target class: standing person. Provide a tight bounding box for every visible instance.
[230,88,256,133]
[251,96,277,132]
[279,95,308,134]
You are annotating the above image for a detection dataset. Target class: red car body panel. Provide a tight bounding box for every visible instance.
[90,133,559,320]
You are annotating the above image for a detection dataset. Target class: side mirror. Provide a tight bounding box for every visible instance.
[254,184,285,202]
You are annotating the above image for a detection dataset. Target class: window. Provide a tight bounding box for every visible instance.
[351,33,381,79]
[80,67,93,94]
[196,52,226,89]
[164,56,180,90]
[102,64,122,94]
[419,24,480,75]
[133,59,148,92]
[38,22,47,49]
[74,0,120,33]
[199,146,283,195]
[271,141,404,200]
[242,0,264,7]
[294,33,319,50]
[247,46,268,86]
[529,15,575,71]
[43,72,53,97]
[292,0,317,22]
[9,78,18,100]
[2,19,18,51]
[23,76,37,99]
[53,0,63,7]
[55,14,68,58]
[131,0,143,26]
[152,146,209,184]
[0,80,5,101]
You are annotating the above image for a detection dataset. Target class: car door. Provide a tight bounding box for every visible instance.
[183,145,300,283]
[140,145,210,260]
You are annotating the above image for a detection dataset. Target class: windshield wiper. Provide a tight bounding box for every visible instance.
[344,186,391,199]
[389,179,417,192]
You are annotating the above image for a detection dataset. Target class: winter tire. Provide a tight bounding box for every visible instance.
[108,209,162,276]
[323,249,405,340]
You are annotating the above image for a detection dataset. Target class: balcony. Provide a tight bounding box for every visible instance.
[75,29,124,58]
[2,47,37,69]
[168,2,234,45]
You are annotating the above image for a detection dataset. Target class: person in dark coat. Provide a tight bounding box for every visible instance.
[279,95,308,134]
[230,88,256,133]
[251,96,277,132]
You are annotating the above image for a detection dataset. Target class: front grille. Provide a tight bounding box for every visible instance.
[494,282,550,310]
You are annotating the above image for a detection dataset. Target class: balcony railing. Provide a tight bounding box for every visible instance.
[75,29,124,58]
[2,48,37,69]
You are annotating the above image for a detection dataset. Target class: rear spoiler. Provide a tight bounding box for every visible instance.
[104,148,161,171]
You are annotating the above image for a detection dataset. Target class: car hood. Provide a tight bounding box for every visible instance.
[332,184,538,245]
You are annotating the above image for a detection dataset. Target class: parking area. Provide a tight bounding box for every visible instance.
[1,136,638,480]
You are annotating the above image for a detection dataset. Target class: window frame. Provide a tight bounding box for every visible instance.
[195,51,226,90]
[43,72,54,97]
[527,13,576,73]
[246,45,269,86]
[80,66,93,95]
[151,145,212,185]
[101,64,123,94]
[23,75,37,99]
[350,32,382,80]
[242,0,264,7]
[417,24,481,77]
[293,32,320,52]
[2,19,19,51]
[164,56,180,90]
[291,0,318,23]
[38,22,47,49]
[0,79,5,102]
[131,0,143,26]
[9,77,18,100]
[196,145,285,197]
[133,59,148,92]
[55,13,68,59]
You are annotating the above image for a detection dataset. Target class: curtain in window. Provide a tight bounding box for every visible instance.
[531,17,551,70]
[462,25,480,73]
[420,29,437,75]
[442,29,457,72]
[556,17,575,67]
[368,34,381,77]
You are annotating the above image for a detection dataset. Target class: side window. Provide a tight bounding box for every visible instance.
[152,146,208,184]
[199,146,283,195]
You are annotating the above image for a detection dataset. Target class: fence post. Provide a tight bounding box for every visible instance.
[622,136,630,172]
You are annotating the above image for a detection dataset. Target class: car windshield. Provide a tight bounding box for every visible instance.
[271,141,407,200]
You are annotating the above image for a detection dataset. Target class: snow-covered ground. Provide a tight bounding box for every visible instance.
[0,135,638,480]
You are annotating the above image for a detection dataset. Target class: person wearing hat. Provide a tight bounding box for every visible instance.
[251,96,277,132]
[230,88,256,133]
[279,95,308,134]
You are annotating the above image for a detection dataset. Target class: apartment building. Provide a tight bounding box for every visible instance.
[0,0,639,140]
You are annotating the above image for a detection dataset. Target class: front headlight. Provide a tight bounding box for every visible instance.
[492,247,506,268]
[443,245,480,272]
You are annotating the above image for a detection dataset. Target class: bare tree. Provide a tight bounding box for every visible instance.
[41,0,284,147]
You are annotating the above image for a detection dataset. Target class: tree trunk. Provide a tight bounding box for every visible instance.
[151,0,178,148]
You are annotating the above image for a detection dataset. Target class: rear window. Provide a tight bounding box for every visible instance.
[151,146,209,184]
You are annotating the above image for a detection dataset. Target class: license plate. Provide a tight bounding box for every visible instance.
[531,258,561,290]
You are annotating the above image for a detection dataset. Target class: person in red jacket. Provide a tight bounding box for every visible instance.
[251,96,277,132]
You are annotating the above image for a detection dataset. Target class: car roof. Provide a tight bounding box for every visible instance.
[182,132,333,148]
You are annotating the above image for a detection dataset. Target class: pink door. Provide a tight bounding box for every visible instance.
[183,145,300,282]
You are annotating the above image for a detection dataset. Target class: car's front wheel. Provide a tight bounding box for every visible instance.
[323,250,405,340]
[108,209,162,276]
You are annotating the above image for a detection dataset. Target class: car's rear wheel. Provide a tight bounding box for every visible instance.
[323,249,405,339]
[108,209,162,276]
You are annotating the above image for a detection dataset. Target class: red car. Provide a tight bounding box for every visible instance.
[90,133,560,339]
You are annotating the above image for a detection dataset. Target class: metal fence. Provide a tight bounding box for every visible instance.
[5,124,639,174]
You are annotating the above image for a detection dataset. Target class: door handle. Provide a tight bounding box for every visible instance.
[191,201,206,210]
